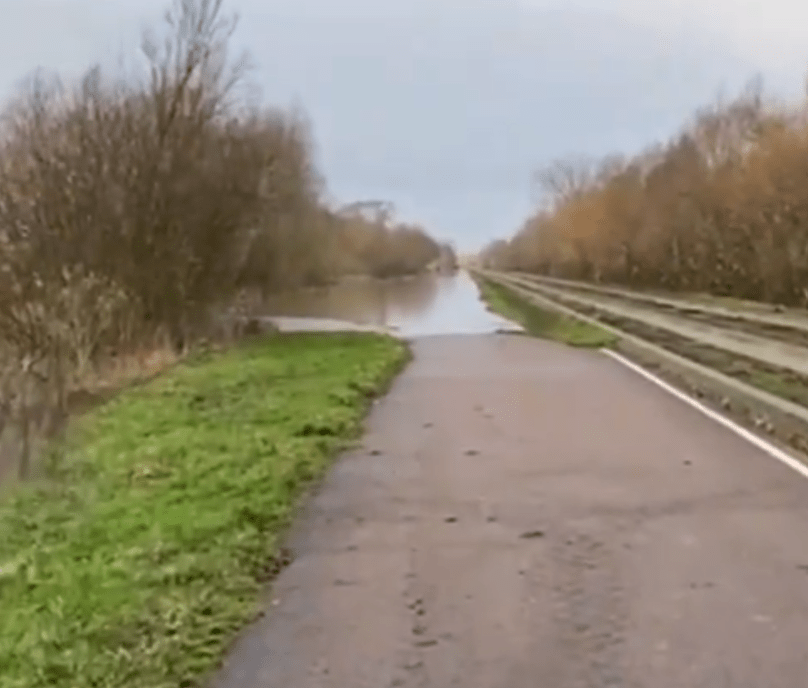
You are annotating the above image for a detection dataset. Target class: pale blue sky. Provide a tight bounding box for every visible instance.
[2,0,807,251]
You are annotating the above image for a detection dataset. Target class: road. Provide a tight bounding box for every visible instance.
[489,270,808,378]
[511,275,808,377]
[213,334,808,688]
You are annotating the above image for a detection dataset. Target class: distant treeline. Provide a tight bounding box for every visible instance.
[480,77,808,306]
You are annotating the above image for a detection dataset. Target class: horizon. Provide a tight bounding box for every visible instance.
[1,0,807,252]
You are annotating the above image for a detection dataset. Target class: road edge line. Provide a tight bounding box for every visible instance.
[601,347,808,481]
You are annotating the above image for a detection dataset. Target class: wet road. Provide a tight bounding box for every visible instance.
[213,334,808,688]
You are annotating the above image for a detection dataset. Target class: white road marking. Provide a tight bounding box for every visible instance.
[602,348,808,481]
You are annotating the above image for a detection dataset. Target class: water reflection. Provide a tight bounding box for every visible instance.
[257,270,520,337]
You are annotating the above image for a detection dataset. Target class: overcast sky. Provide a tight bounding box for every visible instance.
[1,0,807,251]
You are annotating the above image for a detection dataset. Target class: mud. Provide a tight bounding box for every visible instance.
[212,334,808,688]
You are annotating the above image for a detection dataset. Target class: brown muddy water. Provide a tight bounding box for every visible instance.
[256,270,521,337]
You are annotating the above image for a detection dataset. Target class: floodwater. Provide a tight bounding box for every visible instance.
[257,270,521,337]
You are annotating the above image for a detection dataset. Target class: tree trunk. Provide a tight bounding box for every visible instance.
[18,393,30,481]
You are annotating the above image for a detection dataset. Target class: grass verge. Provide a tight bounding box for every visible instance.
[475,276,616,348]
[0,332,409,688]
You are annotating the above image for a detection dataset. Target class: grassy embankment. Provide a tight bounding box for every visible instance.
[0,332,408,688]
[474,275,616,348]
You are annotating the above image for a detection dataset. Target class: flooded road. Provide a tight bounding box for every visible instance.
[257,270,520,337]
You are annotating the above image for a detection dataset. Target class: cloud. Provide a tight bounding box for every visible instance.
[521,0,808,90]
[0,0,803,250]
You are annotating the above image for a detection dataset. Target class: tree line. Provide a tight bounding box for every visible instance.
[480,77,808,306]
[0,0,446,478]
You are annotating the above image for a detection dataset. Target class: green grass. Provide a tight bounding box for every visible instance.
[475,276,616,348]
[0,332,409,688]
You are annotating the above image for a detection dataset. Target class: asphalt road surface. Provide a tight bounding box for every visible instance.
[213,334,808,688]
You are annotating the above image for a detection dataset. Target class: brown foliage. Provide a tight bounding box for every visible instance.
[328,202,442,279]
[481,77,808,306]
